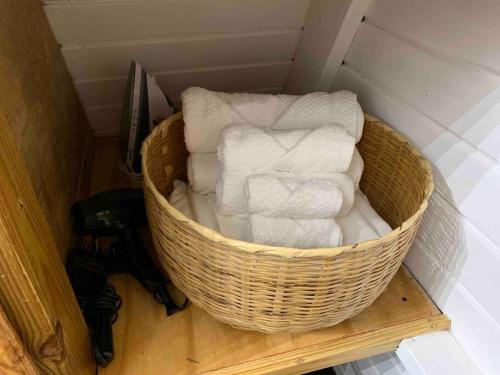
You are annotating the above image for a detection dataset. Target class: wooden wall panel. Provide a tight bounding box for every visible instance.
[0,110,93,374]
[0,305,37,375]
[0,1,93,372]
[44,0,310,44]
[1,1,93,258]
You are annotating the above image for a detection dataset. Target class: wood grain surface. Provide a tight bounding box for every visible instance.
[0,304,37,375]
[0,0,92,259]
[0,114,93,374]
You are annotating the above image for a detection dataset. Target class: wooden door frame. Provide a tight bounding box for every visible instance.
[0,121,94,374]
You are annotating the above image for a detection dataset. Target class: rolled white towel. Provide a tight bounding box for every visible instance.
[337,205,379,245]
[189,148,363,195]
[217,171,355,216]
[218,124,355,173]
[348,148,364,190]
[355,191,392,236]
[182,87,296,152]
[245,174,343,218]
[273,90,364,142]
[182,87,364,152]
[250,215,342,248]
[187,153,220,194]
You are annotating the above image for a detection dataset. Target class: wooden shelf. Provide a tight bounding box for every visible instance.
[90,138,449,375]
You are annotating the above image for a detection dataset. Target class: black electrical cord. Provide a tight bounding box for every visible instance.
[81,284,122,368]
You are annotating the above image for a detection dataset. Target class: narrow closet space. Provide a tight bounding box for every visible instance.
[3,0,500,374]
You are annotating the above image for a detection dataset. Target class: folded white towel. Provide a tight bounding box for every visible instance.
[355,191,392,236]
[187,153,220,194]
[182,87,364,152]
[337,205,379,245]
[249,215,342,248]
[217,171,355,216]
[245,174,343,218]
[218,124,355,173]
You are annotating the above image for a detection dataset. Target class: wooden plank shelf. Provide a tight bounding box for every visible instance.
[90,138,449,375]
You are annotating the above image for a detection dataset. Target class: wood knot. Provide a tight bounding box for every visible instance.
[39,321,65,362]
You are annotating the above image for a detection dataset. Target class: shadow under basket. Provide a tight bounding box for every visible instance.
[141,113,433,333]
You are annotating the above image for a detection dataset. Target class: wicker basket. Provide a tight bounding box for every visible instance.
[141,113,433,333]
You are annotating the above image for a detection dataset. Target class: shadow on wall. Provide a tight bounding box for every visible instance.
[403,88,500,307]
[405,168,465,305]
[332,72,500,309]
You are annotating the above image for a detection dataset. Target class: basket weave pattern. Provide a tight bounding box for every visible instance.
[142,113,433,333]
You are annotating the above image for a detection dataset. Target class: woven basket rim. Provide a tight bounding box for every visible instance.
[141,112,434,258]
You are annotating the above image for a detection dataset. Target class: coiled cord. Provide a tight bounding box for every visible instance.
[83,284,122,321]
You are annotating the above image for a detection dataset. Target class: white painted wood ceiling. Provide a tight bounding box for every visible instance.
[42,0,312,136]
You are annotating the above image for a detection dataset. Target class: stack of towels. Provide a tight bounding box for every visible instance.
[169,87,392,248]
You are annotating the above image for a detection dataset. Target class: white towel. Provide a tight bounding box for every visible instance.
[214,209,250,242]
[168,180,194,219]
[217,171,355,216]
[169,182,391,246]
[182,87,363,152]
[249,215,342,248]
[245,174,343,218]
[188,187,218,229]
[218,124,355,173]
[273,91,364,142]
[187,153,220,194]
[355,191,392,236]
[337,206,379,245]
[187,148,363,195]
[182,87,295,152]
[348,148,364,190]
[169,180,249,241]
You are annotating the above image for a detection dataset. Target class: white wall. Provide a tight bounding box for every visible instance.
[335,352,409,375]
[332,1,500,373]
[286,0,370,94]
[42,0,312,135]
[335,332,481,375]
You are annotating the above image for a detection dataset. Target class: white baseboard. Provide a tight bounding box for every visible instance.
[397,332,481,375]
